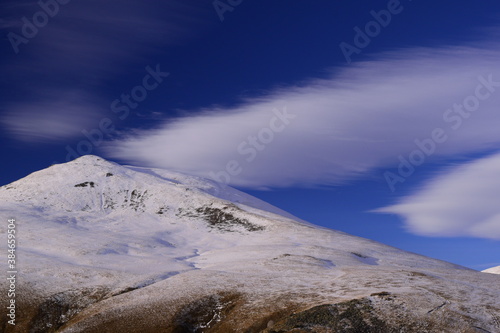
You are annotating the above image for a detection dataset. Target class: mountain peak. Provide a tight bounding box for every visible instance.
[63,154,123,171]
[70,154,114,165]
[1,155,302,224]
[0,154,300,222]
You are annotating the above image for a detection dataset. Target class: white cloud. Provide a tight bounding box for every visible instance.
[376,153,500,240]
[105,45,500,188]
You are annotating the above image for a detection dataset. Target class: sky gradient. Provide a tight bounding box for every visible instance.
[1,0,500,270]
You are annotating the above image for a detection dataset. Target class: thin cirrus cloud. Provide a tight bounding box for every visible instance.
[1,1,210,142]
[1,91,104,142]
[105,44,500,189]
[1,0,209,78]
[376,152,500,240]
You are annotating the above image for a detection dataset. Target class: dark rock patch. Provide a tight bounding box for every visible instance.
[188,206,265,232]
[74,182,95,188]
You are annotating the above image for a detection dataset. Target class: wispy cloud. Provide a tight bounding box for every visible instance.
[105,44,500,188]
[15,1,206,78]
[1,1,210,143]
[2,1,208,75]
[1,91,103,142]
[376,152,500,240]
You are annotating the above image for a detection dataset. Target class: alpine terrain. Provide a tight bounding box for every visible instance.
[1,155,499,333]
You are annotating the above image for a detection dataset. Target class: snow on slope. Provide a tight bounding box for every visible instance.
[125,164,304,222]
[0,155,303,292]
[483,266,500,274]
[0,155,499,332]
[0,155,463,289]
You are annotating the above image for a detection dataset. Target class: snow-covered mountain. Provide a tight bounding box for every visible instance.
[1,155,499,332]
[483,266,500,274]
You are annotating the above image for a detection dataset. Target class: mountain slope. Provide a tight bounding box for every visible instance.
[1,155,499,333]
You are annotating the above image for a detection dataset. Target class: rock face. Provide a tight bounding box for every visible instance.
[0,155,499,333]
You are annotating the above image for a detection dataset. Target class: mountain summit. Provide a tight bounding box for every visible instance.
[1,156,499,332]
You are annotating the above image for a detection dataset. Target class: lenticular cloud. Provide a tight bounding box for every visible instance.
[106,45,500,189]
[377,152,500,240]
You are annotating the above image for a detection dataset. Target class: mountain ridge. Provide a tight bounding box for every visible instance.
[1,155,498,332]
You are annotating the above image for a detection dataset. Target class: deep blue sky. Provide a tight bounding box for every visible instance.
[1,0,500,270]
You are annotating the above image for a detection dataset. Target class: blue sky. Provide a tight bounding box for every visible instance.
[1,0,500,270]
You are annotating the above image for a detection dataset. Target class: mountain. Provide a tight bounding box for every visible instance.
[483,266,500,274]
[1,155,499,333]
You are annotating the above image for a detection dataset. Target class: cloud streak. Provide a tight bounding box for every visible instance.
[1,1,210,143]
[1,1,208,76]
[105,44,500,188]
[1,91,104,142]
[377,152,500,240]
